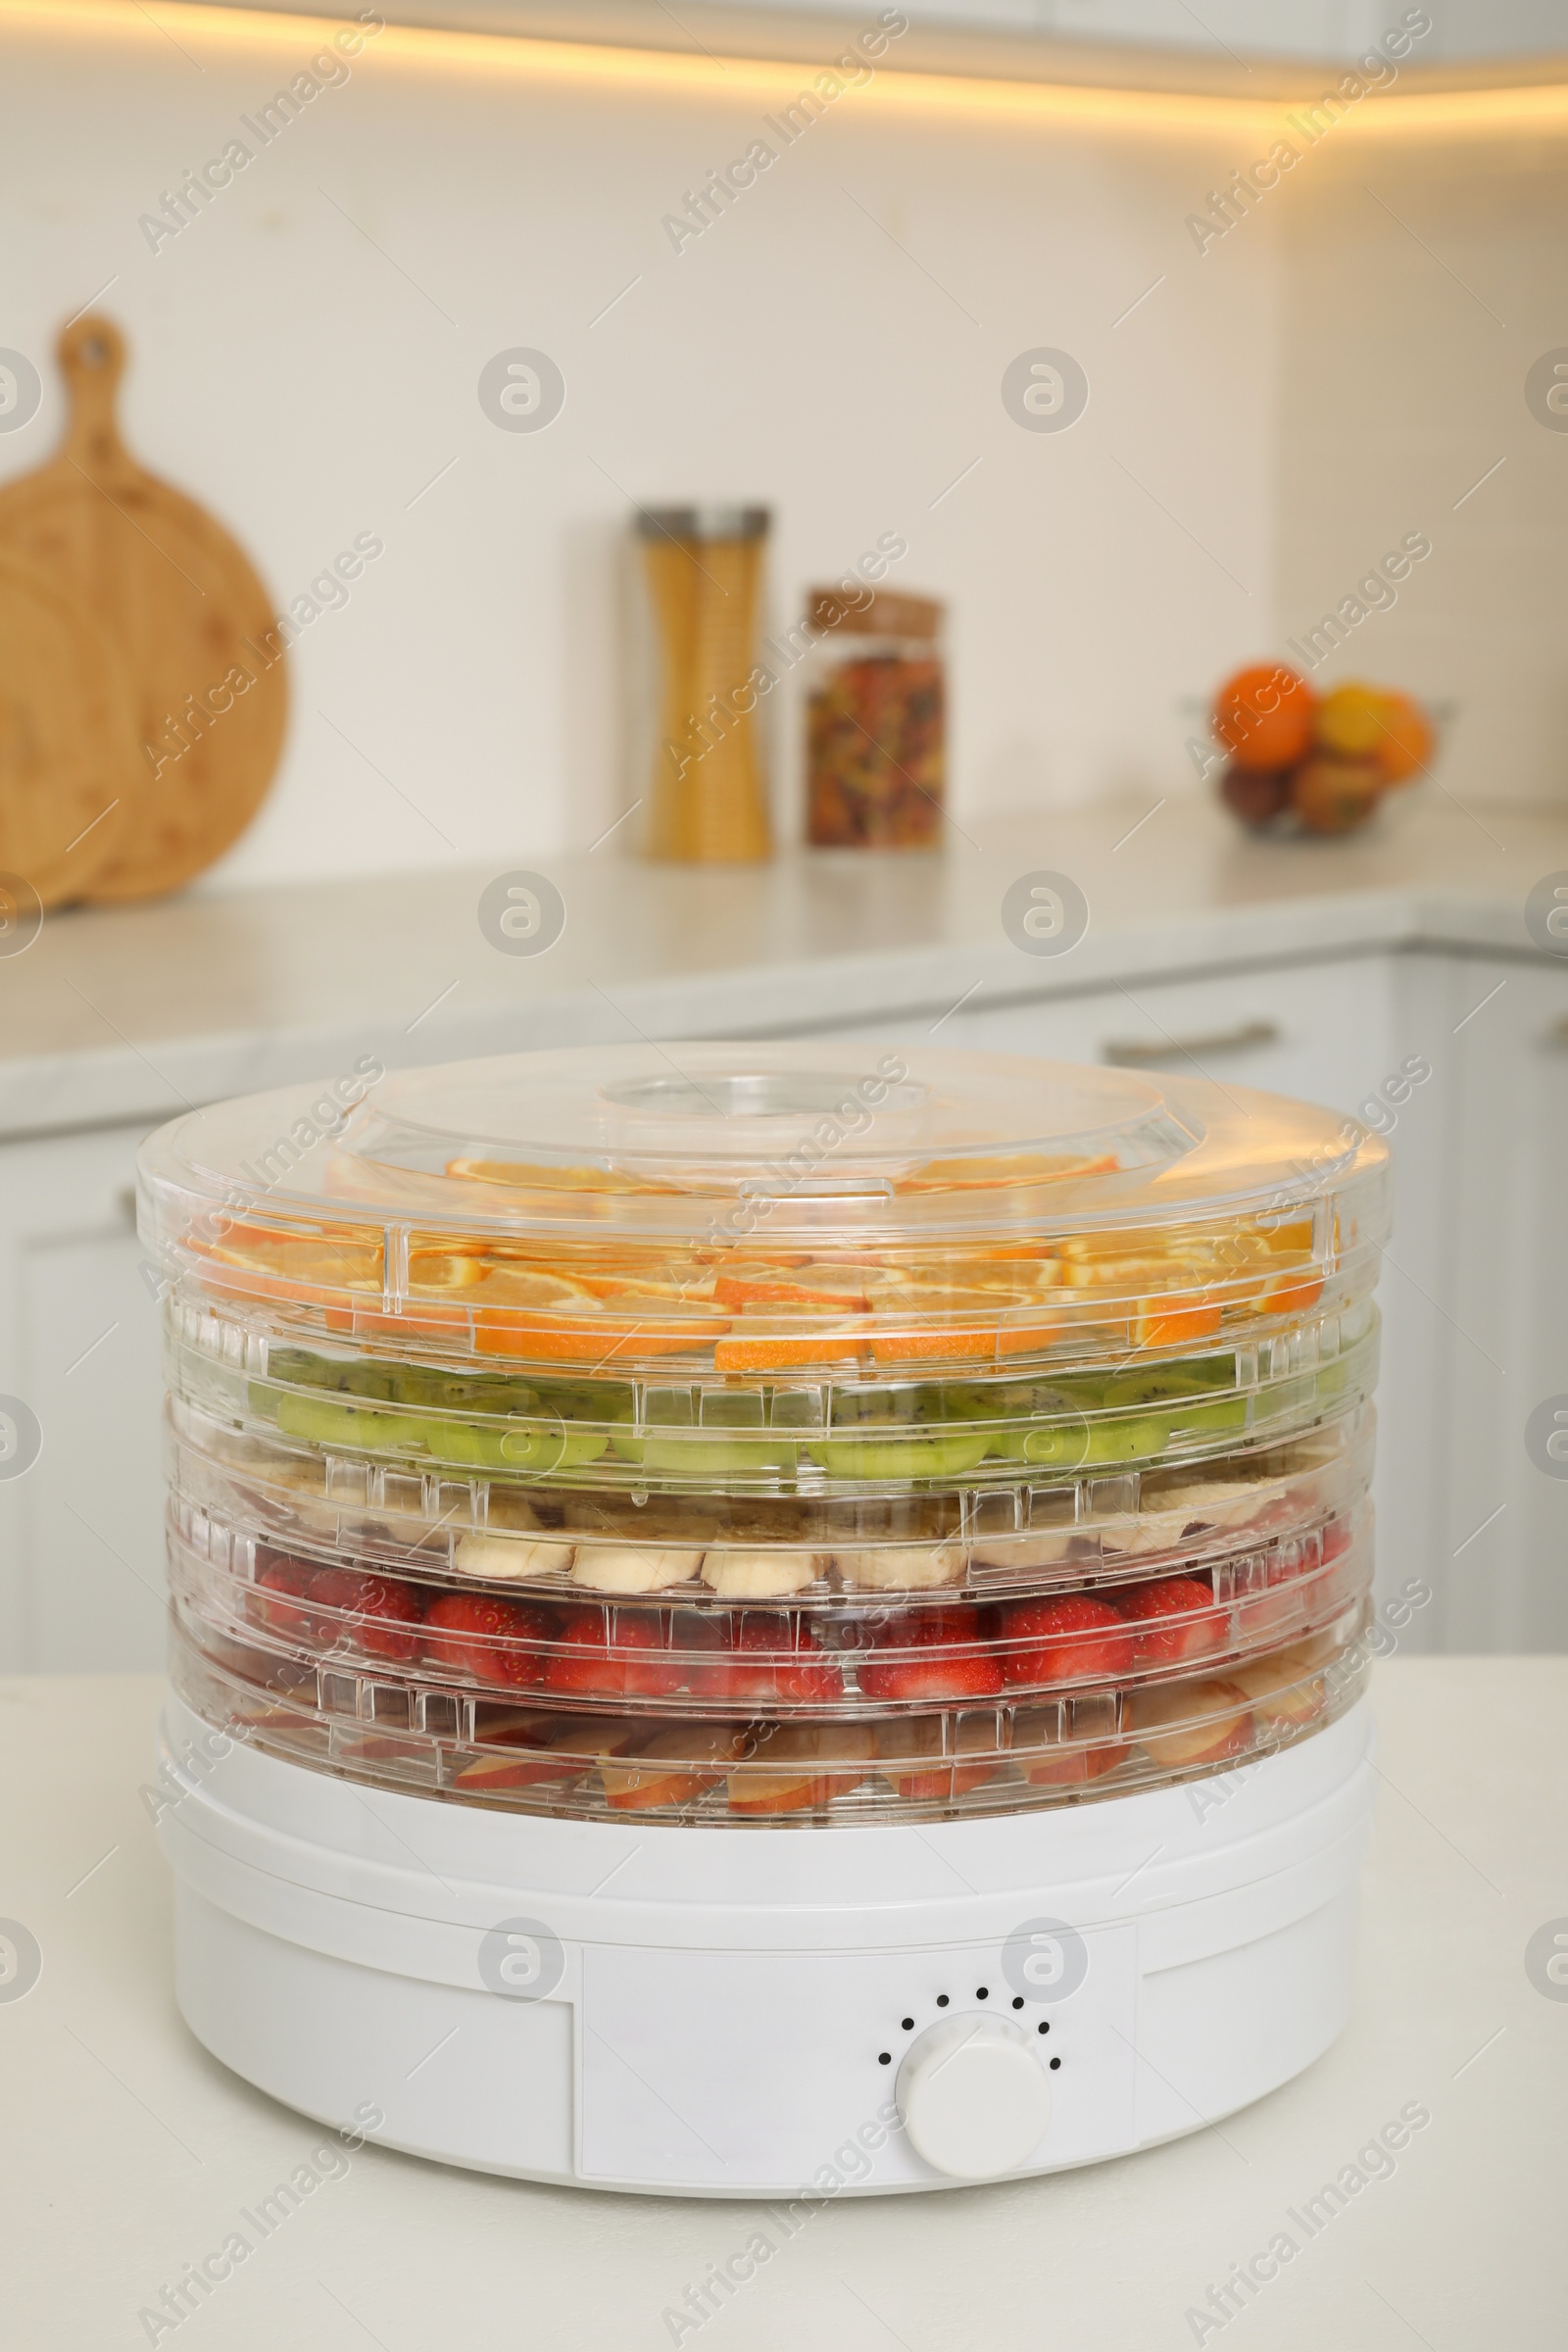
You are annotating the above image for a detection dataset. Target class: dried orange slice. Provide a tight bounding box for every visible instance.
[572,1262,719,1303]
[897,1152,1119,1192]
[1251,1270,1324,1317]
[1131,1296,1224,1348]
[714,1263,883,1310]
[712,1322,870,1372]
[868,1320,1062,1365]
[446,1157,676,1194]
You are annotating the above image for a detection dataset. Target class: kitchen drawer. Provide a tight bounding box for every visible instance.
[815,952,1400,1119]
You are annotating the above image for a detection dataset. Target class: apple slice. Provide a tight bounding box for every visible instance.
[456,1714,640,1790]
[876,1715,1004,1802]
[1014,1715,1132,1787]
[1227,1635,1336,1725]
[600,1724,748,1811]
[726,1723,877,1815]
[1130,1676,1253,1767]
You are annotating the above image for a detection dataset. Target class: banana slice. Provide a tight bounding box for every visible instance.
[835,1543,967,1591]
[701,1548,824,1598]
[454,1534,575,1580]
[968,1532,1074,1574]
[572,1545,704,1592]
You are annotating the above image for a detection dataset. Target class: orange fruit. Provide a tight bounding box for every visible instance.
[1212,664,1316,771]
[1291,757,1384,835]
[1315,683,1390,759]
[1370,690,1433,784]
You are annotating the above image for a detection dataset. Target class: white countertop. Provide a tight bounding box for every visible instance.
[3,796,1565,1140]
[3,1658,1559,2349]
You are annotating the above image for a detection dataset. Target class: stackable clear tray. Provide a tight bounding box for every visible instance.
[170,1604,1371,1826]
[163,1298,1377,1498]
[169,1500,1371,1716]
[139,1046,1391,1385]
[167,1402,1374,1596]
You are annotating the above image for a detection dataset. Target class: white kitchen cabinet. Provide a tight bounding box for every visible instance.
[0,1121,168,1673]
[1441,957,1568,1651]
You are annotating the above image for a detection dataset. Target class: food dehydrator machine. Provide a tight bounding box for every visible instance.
[142,1044,1385,2194]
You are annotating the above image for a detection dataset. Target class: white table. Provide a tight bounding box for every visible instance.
[3,1658,1561,2349]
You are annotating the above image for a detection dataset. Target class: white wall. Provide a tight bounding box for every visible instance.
[0,7,1279,887]
[1277,123,1568,810]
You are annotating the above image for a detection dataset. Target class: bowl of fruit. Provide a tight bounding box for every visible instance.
[1210,664,1435,836]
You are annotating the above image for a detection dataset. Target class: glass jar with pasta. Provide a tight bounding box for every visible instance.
[629,506,773,864]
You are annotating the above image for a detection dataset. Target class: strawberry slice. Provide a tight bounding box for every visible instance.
[858,1604,1004,1701]
[1108,1575,1227,1666]
[687,1614,844,1704]
[422,1592,549,1687]
[998,1594,1133,1690]
[308,1566,425,1662]
[541,1605,685,1698]
[252,1551,319,1642]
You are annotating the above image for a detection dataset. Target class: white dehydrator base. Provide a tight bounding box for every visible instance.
[156,1693,1374,2197]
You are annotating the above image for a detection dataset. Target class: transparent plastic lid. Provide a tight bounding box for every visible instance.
[139,1046,1388,1379]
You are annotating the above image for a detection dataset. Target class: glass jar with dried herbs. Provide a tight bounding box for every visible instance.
[804,587,945,849]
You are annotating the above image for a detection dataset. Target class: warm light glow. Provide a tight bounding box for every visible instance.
[4,0,1566,139]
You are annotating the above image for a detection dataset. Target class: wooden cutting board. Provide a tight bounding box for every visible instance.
[0,552,141,905]
[0,316,288,901]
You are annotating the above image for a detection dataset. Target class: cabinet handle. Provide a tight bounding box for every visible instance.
[1101,1019,1281,1068]
[117,1186,139,1230]
[1545,1016,1568,1048]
